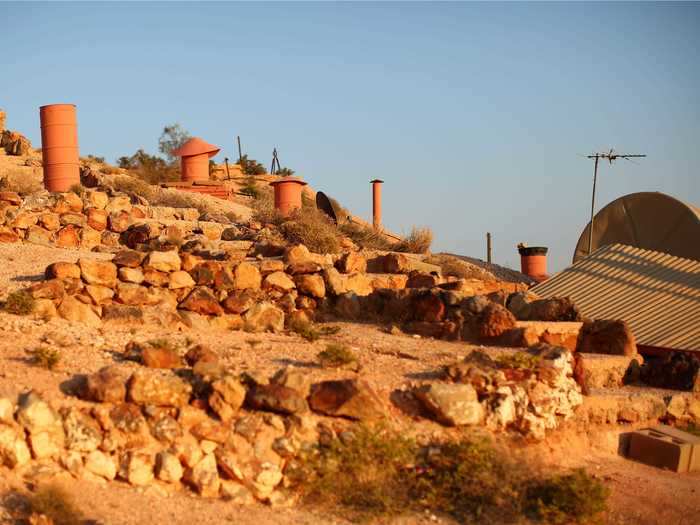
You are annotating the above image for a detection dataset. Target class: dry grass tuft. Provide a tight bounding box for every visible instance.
[25,484,86,525]
[280,208,341,254]
[424,253,497,280]
[288,318,341,342]
[393,227,433,254]
[26,346,62,370]
[2,290,35,315]
[339,222,393,250]
[317,343,357,368]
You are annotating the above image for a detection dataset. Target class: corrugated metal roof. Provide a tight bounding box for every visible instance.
[532,244,700,352]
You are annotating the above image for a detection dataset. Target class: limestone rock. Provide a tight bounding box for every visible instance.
[79,258,117,288]
[209,375,246,423]
[284,244,311,264]
[322,267,347,296]
[118,266,145,284]
[221,289,257,314]
[124,452,155,486]
[336,252,367,274]
[576,319,637,356]
[156,451,184,482]
[270,366,312,398]
[415,383,484,426]
[85,450,116,480]
[308,379,386,421]
[142,345,182,369]
[85,284,114,305]
[25,226,52,246]
[62,407,102,452]
[128,370,192,407]
[233,262,261,290]
[247,383,308,415]
[528,297,581,322]
[58,296,101,327]
[83,366,127,403]
[294,274,326,298]
[0,425,31,468]
[55,225,80,248]
[144,250,181,272]
[168,270,195,289]
[16,392,65,459]
[243,302,285,333]
[112,250,146,268]
[185,453,220,497]
[179,286,224,316]
[45,262,81,280]
[263,271,295,292]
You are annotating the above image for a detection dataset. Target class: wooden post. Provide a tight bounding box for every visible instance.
[486,232,492,263]
[224,157,230,179]
[236,136,242,164]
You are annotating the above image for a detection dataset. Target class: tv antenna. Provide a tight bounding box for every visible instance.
[270,148,281,175]
[585,148,646,255]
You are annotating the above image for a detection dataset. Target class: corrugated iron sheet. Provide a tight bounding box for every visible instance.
[533,244,700,352]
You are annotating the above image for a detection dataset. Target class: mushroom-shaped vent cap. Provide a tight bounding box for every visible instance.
[172,137,220,158]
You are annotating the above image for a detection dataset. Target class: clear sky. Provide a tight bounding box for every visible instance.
[2,1,698,271]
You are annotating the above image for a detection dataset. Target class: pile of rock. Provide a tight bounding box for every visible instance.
[413,344,583,439]
[0,344,387,501]
[0,129,32,156]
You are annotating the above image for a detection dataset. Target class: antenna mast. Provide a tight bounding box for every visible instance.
[586,149,646,255]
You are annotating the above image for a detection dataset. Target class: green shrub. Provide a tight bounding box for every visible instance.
[291,425,417,520]
[239,176,261,199]
[3,290,35,315]
[317,343,357,368]
[25,484,85,525]
[276,167,295,177]
[26,346,62,370]
[292,429,609,524]
[393,226,433,254]
[525,469,609,524]
[239,155,266,176]
[496,351,542,370]
[289,318,341,342]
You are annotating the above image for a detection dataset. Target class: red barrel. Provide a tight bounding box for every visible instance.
[518,246,549,282]
[40,104,80,192]
[270,177,308,217]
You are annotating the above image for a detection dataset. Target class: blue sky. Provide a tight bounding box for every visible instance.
[2,2,698,271]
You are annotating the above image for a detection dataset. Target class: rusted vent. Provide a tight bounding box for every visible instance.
[370,179,383,230]
[40,103,80,192]
[518,244,548,283]
[172,137,220,183]
[269,177,308,217]
[626,425,700,473]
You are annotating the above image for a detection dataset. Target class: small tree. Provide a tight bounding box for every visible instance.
[158,123,191,163]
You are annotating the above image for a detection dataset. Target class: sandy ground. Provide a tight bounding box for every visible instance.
[0,242,699,524]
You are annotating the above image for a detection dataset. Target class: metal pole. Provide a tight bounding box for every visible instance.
[224,157,230,179]
[236,136,242,164]
[486,232,492,263]
[588,154,599,255]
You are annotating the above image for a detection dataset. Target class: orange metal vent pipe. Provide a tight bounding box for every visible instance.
[40,104,80,192]
[518,245,549,282]
[270,177,308,217]
[172,137,221,183]
[370,179,383,229]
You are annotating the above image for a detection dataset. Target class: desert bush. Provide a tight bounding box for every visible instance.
[496,351,542,370]
[292,429,608,524]
[100,165,122,175]
[524,469,609,524]
[83,154,105,164]
[276,167,295,177]
[239,154,266,176]
[69,183,86,197]
[339,221,393,250]
[393,226,433,254]
[239,176,261,199]
[2,290,35,315]
[280,208,341,254]
[291,425,417,520]
[117,149,179,184]
[317,343,357,368]
[289,318,341,342]
[26,346,62,370]
[158,123,191,163]
[25,484,85,525]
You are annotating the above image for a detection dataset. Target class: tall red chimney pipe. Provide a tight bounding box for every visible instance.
[40,104,80,192]
[371,179,383,229]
